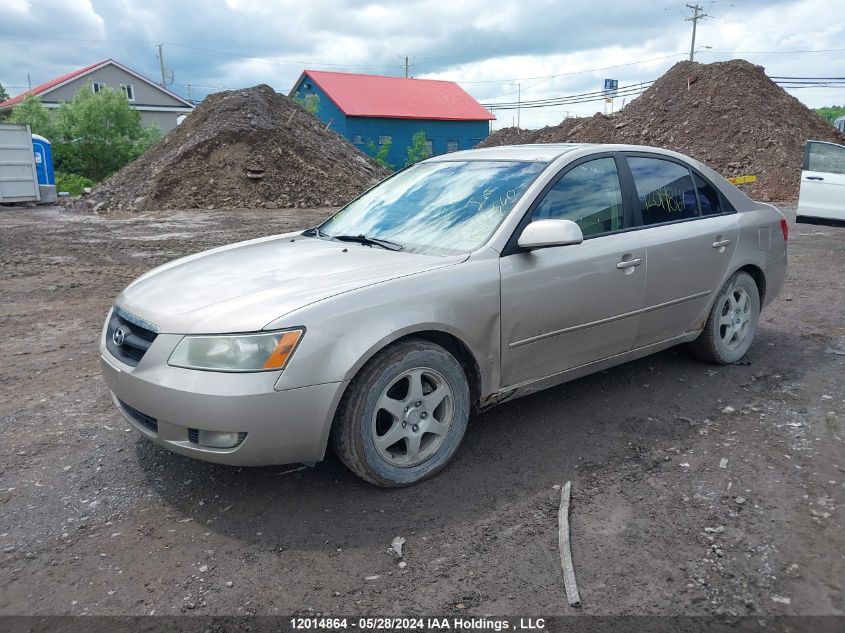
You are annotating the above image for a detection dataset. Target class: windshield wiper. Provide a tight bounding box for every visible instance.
[329,233,405,251]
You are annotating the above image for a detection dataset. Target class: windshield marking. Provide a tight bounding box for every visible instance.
[319,161,544,255]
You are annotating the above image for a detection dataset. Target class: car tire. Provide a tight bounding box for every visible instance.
[331,339,471,487]
[690,271,760,364]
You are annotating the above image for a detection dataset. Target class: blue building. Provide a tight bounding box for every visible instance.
[289,70,494,169]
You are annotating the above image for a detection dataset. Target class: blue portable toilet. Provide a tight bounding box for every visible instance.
[31,134,57,202]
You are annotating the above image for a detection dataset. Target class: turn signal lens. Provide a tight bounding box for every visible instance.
[263,330,304,369]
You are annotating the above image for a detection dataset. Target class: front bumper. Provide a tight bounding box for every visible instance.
[99,334,347,466]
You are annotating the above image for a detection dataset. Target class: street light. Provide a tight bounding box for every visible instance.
[692,45,712,61]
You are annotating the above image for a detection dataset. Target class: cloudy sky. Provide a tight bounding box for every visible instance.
[2,0,843,129]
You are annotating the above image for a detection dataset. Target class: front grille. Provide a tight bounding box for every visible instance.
[118,399,158,433]
[106,306,159,367]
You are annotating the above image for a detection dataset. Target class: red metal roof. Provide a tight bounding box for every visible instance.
[0,60,109,109]
[299,70,495,121]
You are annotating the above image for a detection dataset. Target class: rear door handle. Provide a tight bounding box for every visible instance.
[806,176,824,181]
[616,258,643,269]
[712,239,732,248]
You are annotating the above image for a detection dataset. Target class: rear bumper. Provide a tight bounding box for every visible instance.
[763,251,787,309]
[99,339,347,466]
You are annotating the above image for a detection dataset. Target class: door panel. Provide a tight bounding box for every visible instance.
[798,141,845,222]
[634,215,739,346]
[622,154,740,346]
[500,231,647,388]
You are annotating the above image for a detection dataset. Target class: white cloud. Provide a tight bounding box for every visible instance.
[6,0,32,16]
[0,0,842,127]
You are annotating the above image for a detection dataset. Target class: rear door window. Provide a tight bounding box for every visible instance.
[693,173,722,215]
[627,156,699,225]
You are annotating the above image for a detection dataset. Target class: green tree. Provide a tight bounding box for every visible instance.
[0,82,9,102]
[366,137,393,170]
[815,105,845,124]
[404,130,431,167]
[50,84,161,181]
[292,92,320,115]
[9,93,53,136]
[55,171,96,196]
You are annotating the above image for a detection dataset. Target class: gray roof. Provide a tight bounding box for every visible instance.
[427,142,720,163]
[428,143,589,163]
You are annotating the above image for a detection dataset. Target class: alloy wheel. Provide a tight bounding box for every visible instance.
[718,285,752,351]
[371,367,454,467]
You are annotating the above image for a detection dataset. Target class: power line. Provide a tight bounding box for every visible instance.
[482,76,845,111]
[483,81,654,108]
[416,37,541,60]
[4,31,844,101]
[701,47,845,55]
[162,41,402,70]
[450,53,688,84]
[0,34,151,45]
[0,34,403,71]
[484,83,654,111]
[444,47,845,87]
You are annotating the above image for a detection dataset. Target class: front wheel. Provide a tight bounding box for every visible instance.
[690,271,760,364]
[331,340,471,487]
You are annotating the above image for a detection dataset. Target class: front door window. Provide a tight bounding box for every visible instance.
[532,157,624,237]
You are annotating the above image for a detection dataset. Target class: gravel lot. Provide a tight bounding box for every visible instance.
[0,202,842,618]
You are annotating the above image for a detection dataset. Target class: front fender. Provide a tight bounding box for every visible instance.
[269,256,502,398]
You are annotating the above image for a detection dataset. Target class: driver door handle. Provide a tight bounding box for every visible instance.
[616,258,643,269]
[712,239,732,248]
[806,176,824,181]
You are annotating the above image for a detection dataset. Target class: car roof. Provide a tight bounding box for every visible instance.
[426,143,709,164]
[426,144,590,163]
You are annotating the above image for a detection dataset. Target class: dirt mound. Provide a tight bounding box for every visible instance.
[480,60,845,200]
[477,126,534,147]
[88,84,388,211]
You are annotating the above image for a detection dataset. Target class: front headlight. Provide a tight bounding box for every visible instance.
[168,328,304,372]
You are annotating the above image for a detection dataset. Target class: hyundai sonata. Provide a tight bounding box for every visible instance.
[100,144,787,486]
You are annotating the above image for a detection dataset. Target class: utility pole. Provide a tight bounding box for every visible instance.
[186,84,193,103]
[398,55,415,78]
[686,3,708,61]
[157,44,167,86]
[517,82,521,128]
[400,55,416,78]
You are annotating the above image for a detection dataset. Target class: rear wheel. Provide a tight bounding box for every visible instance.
[331,340,471,487]
[690,271,760,364]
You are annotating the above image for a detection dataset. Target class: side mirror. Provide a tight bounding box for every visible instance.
[517,219,584,250]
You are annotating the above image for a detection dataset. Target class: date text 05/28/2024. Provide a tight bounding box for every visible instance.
[289,617,547,630]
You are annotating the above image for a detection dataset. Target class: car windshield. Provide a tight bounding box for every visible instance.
[317,160,546,255]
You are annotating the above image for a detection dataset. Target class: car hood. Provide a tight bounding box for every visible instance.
[116,233,465,334]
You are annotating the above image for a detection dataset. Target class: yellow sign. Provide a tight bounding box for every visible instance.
[727,175,757,185]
